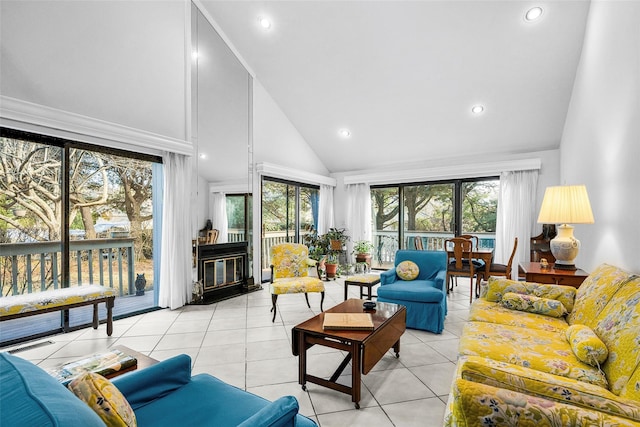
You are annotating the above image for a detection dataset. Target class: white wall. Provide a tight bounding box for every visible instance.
[560,1,640,273]
[252,80,329,176]
[0,0,188,148]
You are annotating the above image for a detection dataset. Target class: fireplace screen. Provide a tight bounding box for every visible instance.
[203,255,244,290]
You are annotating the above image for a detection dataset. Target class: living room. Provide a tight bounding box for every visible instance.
[1,1,639,426]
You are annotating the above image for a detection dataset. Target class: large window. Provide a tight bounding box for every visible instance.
[371,178,498,268]
[261,178,319,280]
[0,128,162,344]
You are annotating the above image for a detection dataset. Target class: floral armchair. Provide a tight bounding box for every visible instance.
[269,243,325,322]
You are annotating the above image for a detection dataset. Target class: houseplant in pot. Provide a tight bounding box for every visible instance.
[352,240,374,269]
[325,227,349,251]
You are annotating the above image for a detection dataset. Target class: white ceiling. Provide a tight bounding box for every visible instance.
[200,1,591,174]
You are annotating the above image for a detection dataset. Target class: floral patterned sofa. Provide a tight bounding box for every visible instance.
[444,263,640,426]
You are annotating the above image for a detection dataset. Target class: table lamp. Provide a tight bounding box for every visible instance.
[536,185,594,270]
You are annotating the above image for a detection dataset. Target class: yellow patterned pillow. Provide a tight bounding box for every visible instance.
[396,260,419,281]
[485,277,536,302]
[68,372,136,427]
[501,292,568,318]
[565,324,609,367]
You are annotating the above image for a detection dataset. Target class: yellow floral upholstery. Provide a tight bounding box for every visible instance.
[592,275,640,396]
[459,321,608,388]
[567,263,633,328]
[396,260,419,281]
[270,277,325,295]
[68,372,136,427]
[565,324,608,367]
[269,243,324,322]
[469,299,569,332]
[0,285,116,317]
[446,264,640,426]
[446,377,640,427]
[485,277,576,313]
[501,292,568,318]
[453,356,640,423]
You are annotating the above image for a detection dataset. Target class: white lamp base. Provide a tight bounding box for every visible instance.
[549,224,580,270]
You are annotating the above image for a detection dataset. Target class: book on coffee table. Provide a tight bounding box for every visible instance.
[323,312,374,331]
[48,348,137,385]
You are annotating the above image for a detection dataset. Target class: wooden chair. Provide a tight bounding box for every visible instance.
[451,234,485,290]
[445,237,482,303]
[414,236,424,250]
[480,237,518,282]
[269,243,325,322]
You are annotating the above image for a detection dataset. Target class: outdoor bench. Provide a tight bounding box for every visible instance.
[0,285,116,336]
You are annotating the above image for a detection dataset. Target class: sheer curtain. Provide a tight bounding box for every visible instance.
[345,183,372,251]
[210,192,228,244]
[158,152,193,309]
[318,184,334,234]
[495,170,539,278]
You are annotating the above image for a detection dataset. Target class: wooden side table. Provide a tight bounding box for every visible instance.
[519,262,589,288]
[344,274,380,300]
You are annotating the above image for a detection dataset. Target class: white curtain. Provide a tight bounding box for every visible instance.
[210,192,228,244]
[318,184,334,234]
[158,152,193,309]
[495,170,539,279]
[345,183,372,253]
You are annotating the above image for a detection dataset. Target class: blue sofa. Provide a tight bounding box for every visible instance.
[378,250,448,333]
[0,351,316,427]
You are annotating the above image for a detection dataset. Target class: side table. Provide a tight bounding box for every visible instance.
[344,274,380,300]
[520,262,589,288]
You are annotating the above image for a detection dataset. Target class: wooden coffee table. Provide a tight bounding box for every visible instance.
[292,299,406,408]
[106,345,158,378]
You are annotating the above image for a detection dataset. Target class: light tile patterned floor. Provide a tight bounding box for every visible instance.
[3,277,475,427]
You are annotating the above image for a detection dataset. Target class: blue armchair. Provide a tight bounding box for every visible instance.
[377,250,448,333]
[1,351,317,427]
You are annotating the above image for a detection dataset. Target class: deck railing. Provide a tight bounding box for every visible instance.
[0,238,135,297]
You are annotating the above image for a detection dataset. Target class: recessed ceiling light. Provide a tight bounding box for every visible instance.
[471,105,485,114]
[339,129,351,138]
[199,153,207,160]
[525,7,543,22]
[192,51,199,61]
[258,16,271,30]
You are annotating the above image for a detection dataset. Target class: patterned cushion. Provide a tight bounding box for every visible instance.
[68,372,136,427]
[484,277,576,312]
[396,260,419,281]
[593,276,640,396]
[469,299,569,332]
[0,285,116,317]
[501,292,568,318]
[270,277,325,295]
[565,324,608,367]
[459,321,609,388]
[568,263,633,329]
[270,243,314,279]
[454,356,640,423]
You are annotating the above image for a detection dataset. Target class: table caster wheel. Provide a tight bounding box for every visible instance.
[355,403,360,409]
[395,352,400,358]
[302,385,307,391]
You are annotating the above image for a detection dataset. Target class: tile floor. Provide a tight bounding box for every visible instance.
[3,277,474,427]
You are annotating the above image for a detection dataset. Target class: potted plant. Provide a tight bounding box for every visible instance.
[352,240,374,267]
[324,253,339,279]
[325,227,349,251]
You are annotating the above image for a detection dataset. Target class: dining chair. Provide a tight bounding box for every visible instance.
[269,243,325,322]
[449,234,485,291]
[206,229,219,244]
[445,237,482,303]
[414,236,424,250]
[480,237,518,282]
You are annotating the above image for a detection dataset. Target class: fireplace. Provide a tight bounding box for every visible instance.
[197,242,249,302]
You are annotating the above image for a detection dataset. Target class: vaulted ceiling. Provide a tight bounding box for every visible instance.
[199,1,591,173]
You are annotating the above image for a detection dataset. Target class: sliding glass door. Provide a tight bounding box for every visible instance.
[0,128,161,344]
[371,178,498,269]
[261,178,318,281]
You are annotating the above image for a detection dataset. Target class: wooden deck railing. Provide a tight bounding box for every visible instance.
[0,238,135,297]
